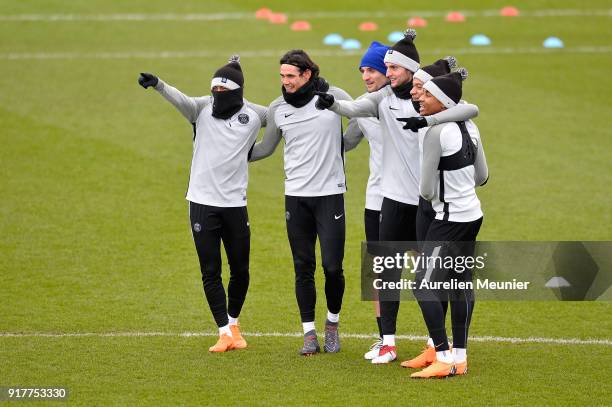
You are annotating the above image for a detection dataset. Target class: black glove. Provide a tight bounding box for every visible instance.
[138,72,158,89]
[396,116,427,131]
[313,77,329,92]
[314,91,335,110]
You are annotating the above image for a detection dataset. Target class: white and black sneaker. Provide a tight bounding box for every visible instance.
[364,338,383,360]
[371,345,397,364]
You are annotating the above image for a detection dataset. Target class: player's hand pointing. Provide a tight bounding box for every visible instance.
[396,116,427,131]
[138,72,159,89]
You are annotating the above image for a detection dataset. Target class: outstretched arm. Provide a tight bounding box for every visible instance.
[154,79,211,123]
[330,92,380,118]
[317,86,386,118]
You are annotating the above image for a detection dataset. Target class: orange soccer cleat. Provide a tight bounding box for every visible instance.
[208,334,235,353]
[401,346,436,368]
[230,324,247,350]
[453,360,468,375]
[410,361,454,378]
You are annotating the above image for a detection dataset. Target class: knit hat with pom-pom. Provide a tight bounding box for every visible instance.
[211,55,243,90]
[414,56,457,83]
[383,29,420,73]
[423,68,468,108]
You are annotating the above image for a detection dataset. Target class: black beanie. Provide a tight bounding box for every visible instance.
[383,29,420,73]
[423,68,468,108]
[211,55,244,89]
[414,56,457,83]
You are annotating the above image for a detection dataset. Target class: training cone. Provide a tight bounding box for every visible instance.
[446,11,466,22]
[470,34,491,46]
[291,20,311,31]
[407,17,427,27]
[359,21,378,31]
[341,39,361,50]
[255,8,273,20]
[500,6,520,16]
[268,13,287,24]
[543,36,564,48]
[387,31,404,43]
[323,33,344,46]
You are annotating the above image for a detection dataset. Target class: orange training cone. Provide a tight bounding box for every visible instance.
[500,6,520,16]
[291,20,311,31]
[359,21,378,31]
[407,17,427,27]
[255,8,272,20]
[268,13,287,24]
[445,11,466,22]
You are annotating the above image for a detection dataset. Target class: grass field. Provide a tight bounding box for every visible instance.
[1,0,611,405]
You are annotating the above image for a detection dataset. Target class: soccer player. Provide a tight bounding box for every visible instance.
[249,49,352,356]
[138,56,267,353]
[315,30,479,364]
[410,69,488,378]
[342,41,390,359]
[396,56,459,369]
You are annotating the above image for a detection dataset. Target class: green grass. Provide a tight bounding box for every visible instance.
[1,1,611,405]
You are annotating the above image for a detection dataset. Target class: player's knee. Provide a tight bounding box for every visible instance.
[323,265,344,279]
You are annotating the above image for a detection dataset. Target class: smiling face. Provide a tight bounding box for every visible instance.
[280,64,311,93]
[410,78,425,101]
[418,89,445,116]
[385,63,413,88]
[360,66,388,93]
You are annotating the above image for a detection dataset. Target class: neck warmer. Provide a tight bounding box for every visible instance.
[212,88,244,120]
[391,80,413,100]
[282,79,315,108]
[412,99,421,112]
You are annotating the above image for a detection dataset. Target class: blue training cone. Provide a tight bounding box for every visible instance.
[470,34,491,46]
[387,31,404,43]
[323,33,344,46]
[341,39,361,50]
[543,36,564,48]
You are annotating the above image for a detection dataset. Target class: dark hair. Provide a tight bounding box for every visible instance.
[279,49,320,78]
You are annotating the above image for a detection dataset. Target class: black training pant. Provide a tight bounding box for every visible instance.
[416,196,436,247]
[378,197,418,336]
[416,196,449,321]
[285,194,345,323]
[414,217,482,351]
[189,201,250,328]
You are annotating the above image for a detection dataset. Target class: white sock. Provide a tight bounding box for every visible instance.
[427,337,434,347]
[452,347,467,363]
[302,321,315,334]
[219,324,232,337]
[228,315,238,326]
[382,335,395,347]
[436,349,453,364]
[327,311,339,323]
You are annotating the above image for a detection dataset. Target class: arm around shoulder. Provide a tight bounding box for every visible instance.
[249,99,282,161]
[420,125,444,201]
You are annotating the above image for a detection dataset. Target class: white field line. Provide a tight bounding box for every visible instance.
[0,9,610,22]
[2,46,612,61]
[0,331,610,345]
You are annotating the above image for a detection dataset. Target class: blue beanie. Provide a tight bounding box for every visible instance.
[359,41,390,75]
